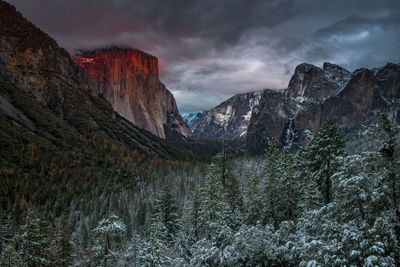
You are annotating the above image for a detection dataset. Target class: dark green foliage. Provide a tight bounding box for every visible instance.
[299,118,345,204]
[151,186,181,243]
[52,215,73,266]
[19,209,52,266]
[378,113,400,247]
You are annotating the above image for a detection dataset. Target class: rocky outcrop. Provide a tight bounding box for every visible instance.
[182,111,207,128]
[192,91,262,140]
[293,64,400,142]
[191,61,355,146]
[246,62,400,151]
[285,62,351,104]
[246,90,301,152]
[73,47,193,140]
[192,59,399,152]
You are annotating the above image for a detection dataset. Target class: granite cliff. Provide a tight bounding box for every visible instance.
[73,47,193,140]
[188,58,400,152]
[192,91,262,140]
[247,62,400,152]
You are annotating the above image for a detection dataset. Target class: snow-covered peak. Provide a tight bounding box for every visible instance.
[192,90,263,140]
[286,62,351,104]
[181,111,206,128]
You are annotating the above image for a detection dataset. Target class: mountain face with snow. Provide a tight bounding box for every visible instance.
[191,91,262,140]
[285,62,351,104]
[182,111,206,128]
[247,62,400,152]
[190,61,400,152]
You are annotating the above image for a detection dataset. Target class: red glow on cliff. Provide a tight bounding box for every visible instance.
[72,48,159,77]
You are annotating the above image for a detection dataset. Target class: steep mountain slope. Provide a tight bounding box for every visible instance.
[192,91,262,140]
[292,64,400,144]
[285,62,351,104]
[247,62,400,152]
[246,90,302,152]
[189,57,399,152]
[0,0,184,161]
[182,111,206,128]
[73,47,193,140]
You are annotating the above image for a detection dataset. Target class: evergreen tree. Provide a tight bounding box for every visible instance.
[212,153,243,214]
[52,215,73,266]
[377,113,400,249]
[254,140,300,227]
[300,118,345,204]
[1,242,24,267]
[297,169,322,212]
[153,186,180,243]
[188,187,201,242]
[92,214,126,266]
[245,174,263,225]
[19,209,52,266]
[137,223,171,267]
[197,162,237,240]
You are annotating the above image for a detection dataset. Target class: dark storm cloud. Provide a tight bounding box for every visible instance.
[7,0,400,110]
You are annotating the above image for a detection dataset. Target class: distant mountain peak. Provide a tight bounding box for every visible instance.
[192,90,263,140]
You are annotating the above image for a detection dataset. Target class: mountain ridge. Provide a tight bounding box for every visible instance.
[190,61,400,152]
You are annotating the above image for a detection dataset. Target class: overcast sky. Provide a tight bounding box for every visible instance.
[8,0,400,111]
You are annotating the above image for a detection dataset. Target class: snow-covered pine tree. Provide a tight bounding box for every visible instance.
[376,113,400,261]
[91,214,126,266]
[155,185,181,243]
[137,219,171,266]
[259,140,281,227]
[52,214,73,266]
[212,153,243,215]
[257,140,299,227]
[300,118,345,204]
[245,174,263,226]
[188,186,201,243]
[190,160,238,266]
[19,209,52,266]
[275,148,299,222]
[297,169,322,213]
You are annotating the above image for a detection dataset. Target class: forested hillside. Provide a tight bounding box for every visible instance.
[1,113,399,266]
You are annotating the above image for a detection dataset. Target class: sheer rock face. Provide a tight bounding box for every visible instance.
[246,63,400,150]
[192,91,262,140]
[285,62,351,104]
[246,90,301,152]
[73,48,193,140]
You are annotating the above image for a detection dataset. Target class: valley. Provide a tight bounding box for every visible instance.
[1,0,400,266]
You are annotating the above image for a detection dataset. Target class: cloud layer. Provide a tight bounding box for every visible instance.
[8,0,400,111]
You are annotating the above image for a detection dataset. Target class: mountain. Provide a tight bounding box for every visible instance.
[246,89,303,151]
[292,64,400,143]
[247,62,400,152]
[73,47,193,140]
[181,111,206,128]
[0,0,186,164]
[284,62,351,104]
[192,91,262,140]
[189,58,399,152]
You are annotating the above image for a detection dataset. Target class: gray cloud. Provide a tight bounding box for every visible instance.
[7,0,400,111]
